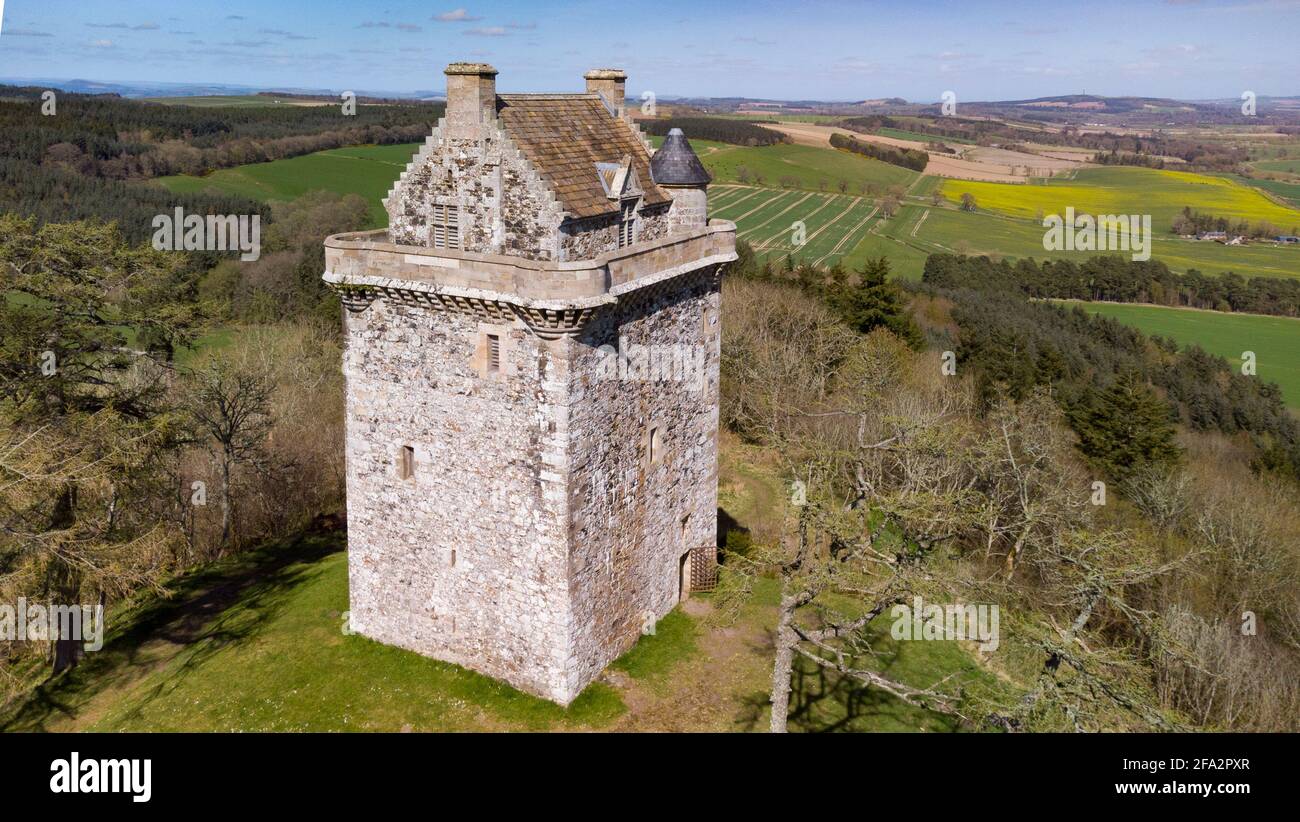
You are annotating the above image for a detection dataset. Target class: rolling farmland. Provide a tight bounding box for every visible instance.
[691,141,918,193]
[154,137,1300,282]
[866,203,1300,280]
[1216,173,1300,208]
[709,185,885,269]
[155,143,420,227]
[1063,301,1300,408]
[939,167,1300,230]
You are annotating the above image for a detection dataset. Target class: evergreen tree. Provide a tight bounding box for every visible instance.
[834,257,923,348]
[1070,372,1181,482]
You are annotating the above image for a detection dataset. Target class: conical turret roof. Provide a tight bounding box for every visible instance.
[650,128,711,186]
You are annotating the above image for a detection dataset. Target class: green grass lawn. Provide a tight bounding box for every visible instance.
[0,440,1007,732]
[941,166,1300,232]
[154,143,420,228]
[0,532,627,732]
[1063,301,1300,407]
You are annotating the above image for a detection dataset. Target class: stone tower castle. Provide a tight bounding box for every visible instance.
[323,63,736,704]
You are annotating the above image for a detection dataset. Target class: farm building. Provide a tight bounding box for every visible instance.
[322,63,736,703]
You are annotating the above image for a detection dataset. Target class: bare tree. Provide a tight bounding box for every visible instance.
[184,357,274,555]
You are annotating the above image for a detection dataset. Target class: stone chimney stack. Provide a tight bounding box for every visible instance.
[584,68,627,115]
[444,62,498,140]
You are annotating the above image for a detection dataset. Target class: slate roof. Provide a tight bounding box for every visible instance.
[650,128,712,187]
[495,94,670,219]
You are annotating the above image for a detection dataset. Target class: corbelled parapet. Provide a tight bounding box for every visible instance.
[323,220,736,339]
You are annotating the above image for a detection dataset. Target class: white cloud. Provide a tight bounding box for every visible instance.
[435,9,482,22]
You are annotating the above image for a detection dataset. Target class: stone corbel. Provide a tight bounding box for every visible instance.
[511,305,605,340]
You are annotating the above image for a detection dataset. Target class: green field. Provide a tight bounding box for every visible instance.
[872,201,1300,280]
[1218,173,1300,208]
[1064,301,1300,407]
[1253,159,1300,175]
[0,525,990,731]
[691,141,917,193]
[155,143,420,227]
[940,166,1300,232]
[710,185,884,269]
[877,127,975,145]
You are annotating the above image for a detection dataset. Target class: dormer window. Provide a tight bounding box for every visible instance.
[431,204,460,250]
[618,200,636,248]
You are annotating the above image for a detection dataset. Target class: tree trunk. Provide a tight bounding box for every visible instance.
[769,590,799,733]
[219,453,233,556]
[53,632,81,674]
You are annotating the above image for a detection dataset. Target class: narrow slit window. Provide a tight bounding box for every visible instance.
[398,445,415,480]
[486,333,501,373]
[648,426,662,465]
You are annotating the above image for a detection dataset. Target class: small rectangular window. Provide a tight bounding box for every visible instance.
[431,204,460,250]
[648,426,662,465]
[486,334,501,373]
[618,201,636,248]
[398,445,415,480]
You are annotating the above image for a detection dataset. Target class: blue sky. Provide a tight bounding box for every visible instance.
[1,0,1297,100]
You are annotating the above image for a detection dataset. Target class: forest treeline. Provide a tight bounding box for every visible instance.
[1168,206,1299,239]
[0,85,440,179]
[0,157,272,245]
[921,252,1300,317]
[828,132,929,171]
[0,87,434,242]
[723,242,1300,731]
[732,242,1300,481]
[638,116,786,146]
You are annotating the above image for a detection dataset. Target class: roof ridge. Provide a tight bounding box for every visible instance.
[497,93,600,100]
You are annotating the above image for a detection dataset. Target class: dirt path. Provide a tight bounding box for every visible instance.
[602,597,776,732]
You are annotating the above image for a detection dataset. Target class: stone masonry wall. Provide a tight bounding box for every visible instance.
[341,297,575,701]
[340,264,721,704]
[561,268,722,697]
[558,204,672,261]
[386,123,565,261]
